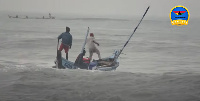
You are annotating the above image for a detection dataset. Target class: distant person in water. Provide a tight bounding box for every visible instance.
[87,33,101,61]
[58,27,73,60]
[49,13,51,18]
[8,15,11,18]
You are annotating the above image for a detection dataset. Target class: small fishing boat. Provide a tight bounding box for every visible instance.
[53,26,120,71]
[54,49,120,71]
[53,6,150,71]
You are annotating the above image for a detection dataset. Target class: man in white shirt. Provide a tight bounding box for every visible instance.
[87,33,101,61]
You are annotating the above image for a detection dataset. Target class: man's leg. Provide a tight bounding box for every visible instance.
[66,53,68,60]
[96,49,101,59]
[64,45,69,60]
[89,51,93,61]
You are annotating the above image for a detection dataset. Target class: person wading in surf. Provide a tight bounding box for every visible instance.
[58,27,72,60]
[87,33,101,61]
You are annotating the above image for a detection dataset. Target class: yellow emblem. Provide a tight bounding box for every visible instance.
[170,5,190,26]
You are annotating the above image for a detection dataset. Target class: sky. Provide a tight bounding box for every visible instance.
[0,0,199,18]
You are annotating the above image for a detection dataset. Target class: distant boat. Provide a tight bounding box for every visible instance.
[8,15,18,18]
[8,13,55,19]
[8,15,12,18]
[48,13,55,19]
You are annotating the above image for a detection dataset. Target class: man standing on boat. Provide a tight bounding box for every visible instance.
[58,27,72,60]
[87,33,101,61]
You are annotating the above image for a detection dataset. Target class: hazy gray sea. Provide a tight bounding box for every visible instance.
[0,13,200,101]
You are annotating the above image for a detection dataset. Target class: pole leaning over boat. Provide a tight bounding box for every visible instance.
[74,27,90,67]
[81,27,90,53]
[115,6,150,60]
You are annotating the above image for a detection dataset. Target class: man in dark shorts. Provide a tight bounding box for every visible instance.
[58,27,73,60]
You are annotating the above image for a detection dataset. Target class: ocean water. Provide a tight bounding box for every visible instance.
[0,13,200,101]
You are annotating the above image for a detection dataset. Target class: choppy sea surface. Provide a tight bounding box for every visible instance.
[0,13,200,101]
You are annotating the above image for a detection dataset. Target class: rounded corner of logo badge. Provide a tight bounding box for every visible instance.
[171,21,175,25]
